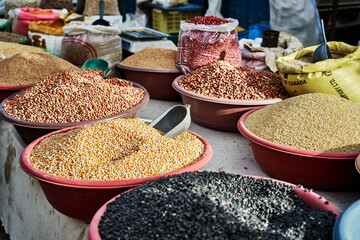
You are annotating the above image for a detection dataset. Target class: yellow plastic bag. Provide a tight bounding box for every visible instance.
[28,20,65,36]
[276,41,360,103]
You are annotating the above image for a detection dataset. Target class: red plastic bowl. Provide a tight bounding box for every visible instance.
[173,75,284,132]
[237,106,360,190]
[116,62,181,100]
[19,127,213,222]
[87,175,339,240]
[0,81,149,144]
[0,84,32,103]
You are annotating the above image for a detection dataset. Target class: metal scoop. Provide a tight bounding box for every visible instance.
[313,19,332,63]
[148,104,191,138]
[355,154,360,174]
[80,58,109,76]
[92,0,110,27]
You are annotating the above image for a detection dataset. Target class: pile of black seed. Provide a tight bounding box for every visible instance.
[98,171,336,240]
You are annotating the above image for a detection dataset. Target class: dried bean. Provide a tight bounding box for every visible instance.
[177,16,241,73]
[3,69,144,123]
[178,61,289,100]
[99,171,336,240]
[185,16,232,25]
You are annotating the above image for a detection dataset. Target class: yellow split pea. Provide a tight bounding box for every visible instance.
[30,118,205,181]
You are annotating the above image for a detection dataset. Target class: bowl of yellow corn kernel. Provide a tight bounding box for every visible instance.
[20,118,213,222]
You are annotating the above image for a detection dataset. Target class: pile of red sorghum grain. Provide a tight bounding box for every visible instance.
[178,61,289,100]
[177,16,241,74]
[3,69,145,123]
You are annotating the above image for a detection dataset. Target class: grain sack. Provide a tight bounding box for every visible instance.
[177,16,242,74]
[28,20,65,57]
[276,41,360,103]
[61,25,122,69]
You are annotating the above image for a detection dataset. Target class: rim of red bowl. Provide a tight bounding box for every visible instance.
[237,106,360,159]
[116,62,181,74]
[19,126,213,189]
[0,84,33,90]
[172,75,285,105]
[0,81,150,129]
[87,174,339,240]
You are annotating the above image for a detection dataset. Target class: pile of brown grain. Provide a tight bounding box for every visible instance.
[0,52,79,85]
[121,47,178,69]
[0,41,47,60]
[245,93,360,152]
[0,32,25,43]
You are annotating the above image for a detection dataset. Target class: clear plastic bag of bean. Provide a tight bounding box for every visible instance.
[176,16,242,74]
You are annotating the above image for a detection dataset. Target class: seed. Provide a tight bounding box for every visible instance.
[245,93,360,152]
[98,171,336,240]
[3,69,144,123]
[185,16,232,25]
[0,41,48,59]
[29,118,205,181]
[120,47,177,69]
[0,52,79,86]
[0,32,25,43]
[178,61,288,100]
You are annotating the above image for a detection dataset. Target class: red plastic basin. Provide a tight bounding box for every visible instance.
[173,75,284,132]
[0,81,149,144]
[0,84,32,103]
[87,175,339,240]
[19,127,213,222]
[237,106,360,190]
[116,62,181,100]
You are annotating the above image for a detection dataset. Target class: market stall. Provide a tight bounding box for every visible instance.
[1,1,360,240]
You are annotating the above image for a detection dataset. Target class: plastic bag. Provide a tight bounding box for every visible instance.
[177,16,242,74]
[270,0,321,47]
[13,8,60,38]
[28,19,66,57]
[61,25,122,69]
[276,41,360,103]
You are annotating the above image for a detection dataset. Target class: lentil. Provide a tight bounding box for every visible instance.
[99,171,336,240]
[0,32,25,43]
[177,16,241,73]
[178,60,289,100]
[0,52,79,86]
[245,93,360,152]
[30,118,205,181]
[120,47,178,69]
[3,69,144,123]
[0,41,48,60]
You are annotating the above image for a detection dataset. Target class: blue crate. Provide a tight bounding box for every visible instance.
[220,0,247,28]
[238,22,270,40]
[221,0,269,28]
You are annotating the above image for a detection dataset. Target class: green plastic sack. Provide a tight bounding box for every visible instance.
[276,41,360,103]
